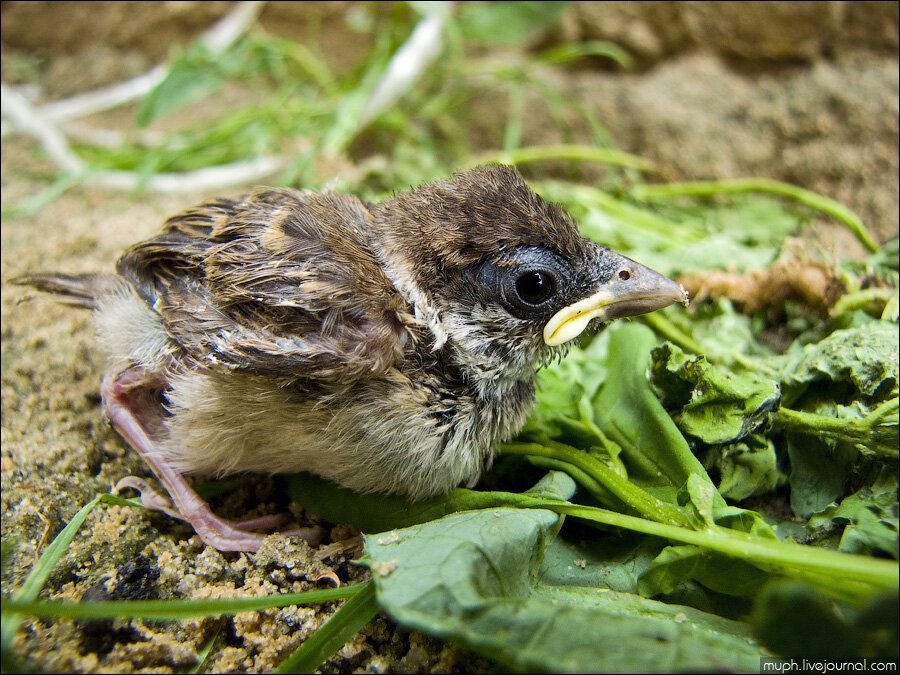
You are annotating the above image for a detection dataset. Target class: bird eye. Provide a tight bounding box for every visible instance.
[514,270,556,306]
[476,246,571,320]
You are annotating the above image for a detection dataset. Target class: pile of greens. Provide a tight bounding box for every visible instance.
[289,296,897,670]
[275,179,898,671]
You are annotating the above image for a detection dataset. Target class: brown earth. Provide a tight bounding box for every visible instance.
[2,2,898,673]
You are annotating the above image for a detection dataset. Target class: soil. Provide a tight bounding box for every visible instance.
[2,2,898,673]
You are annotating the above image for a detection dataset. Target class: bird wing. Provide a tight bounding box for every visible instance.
[117,188,412,381]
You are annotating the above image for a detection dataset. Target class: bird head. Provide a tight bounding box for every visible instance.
[372,165,686,392]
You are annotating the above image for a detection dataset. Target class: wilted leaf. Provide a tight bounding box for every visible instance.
[708,435,782,502]
[786,432,857,519]
[778,322,899,405]
[809,469,899,559]
[780,396,894,518]
[650,342,781,445]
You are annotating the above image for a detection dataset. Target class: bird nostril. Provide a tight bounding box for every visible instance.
[618,269,631,281]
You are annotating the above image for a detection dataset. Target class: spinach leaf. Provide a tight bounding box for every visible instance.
[366,504,764,673]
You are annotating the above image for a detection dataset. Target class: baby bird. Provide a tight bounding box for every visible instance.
[16,165,686,552]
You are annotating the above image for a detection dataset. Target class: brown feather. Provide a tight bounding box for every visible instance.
[10,272,126,309]
[116,188,411,381]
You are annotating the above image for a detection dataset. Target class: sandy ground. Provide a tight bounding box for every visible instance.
[1,12,898,672]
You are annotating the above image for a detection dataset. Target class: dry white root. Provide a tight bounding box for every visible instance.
[0,1,279,194]
[1,1,452,194]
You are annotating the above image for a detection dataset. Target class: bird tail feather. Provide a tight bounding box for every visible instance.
[10,272,117,310]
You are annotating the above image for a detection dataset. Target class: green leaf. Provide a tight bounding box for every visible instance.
[536,534,662,595]
[517,323,780,536]
[457,1,568,45]
[137,46,225,127]
[810,470,899,559]
[637,545,768,598]
[673,299,775,365]
[786,431,857,519]
[708,435,782,502]
[778,322,899,405]
[680,474,718,528]
[712,504,779,538]
[289,473,507,532]
[286,470,576,533]
[526,469,579,501]
[752,581,899,659]
[578,195,801,278]
[635,179,879,254]
[366,508,764,673]
[590,323,719,504]
[522,333,609,440]
[651,342,781,445]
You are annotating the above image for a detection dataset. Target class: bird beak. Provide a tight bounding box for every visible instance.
[543,257,687,346]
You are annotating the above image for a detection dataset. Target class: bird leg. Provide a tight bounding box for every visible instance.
[102,367,322,552]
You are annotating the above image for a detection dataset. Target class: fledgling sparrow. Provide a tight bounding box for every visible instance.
[15,165,686,552]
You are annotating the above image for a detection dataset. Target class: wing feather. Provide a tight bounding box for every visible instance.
[117,188,411,381]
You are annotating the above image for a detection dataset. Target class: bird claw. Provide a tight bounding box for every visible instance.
[115,475,184,522]
[115,475,323,550]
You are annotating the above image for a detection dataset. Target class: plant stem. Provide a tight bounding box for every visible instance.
[775,402,899,459]
[640,312,705,354]
[525,455,627,512]
[502,442,691,527]
[524,499,898,597]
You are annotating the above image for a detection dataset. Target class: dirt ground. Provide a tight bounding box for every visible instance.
[2,2,898,673]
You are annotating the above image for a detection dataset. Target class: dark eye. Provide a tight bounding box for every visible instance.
[514,270,556,306]
[476,245,571,320]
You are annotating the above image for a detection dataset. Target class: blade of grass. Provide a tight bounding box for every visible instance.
[527,76,615,148]
[274,581,379,674]
[539,40,633,69]
[184,629,221,675]
[502,78,525,153]
[1,493,139,651]
[471,144,656,172]
[536,181,705,246]
[2,585,362,621]
[1,172,83,219]
[632,178,879,253]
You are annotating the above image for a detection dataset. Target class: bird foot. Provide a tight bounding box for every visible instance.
[105,368,323,553]
[115,474,324,551]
